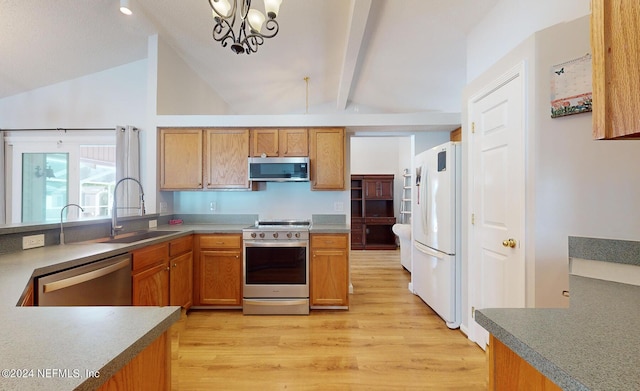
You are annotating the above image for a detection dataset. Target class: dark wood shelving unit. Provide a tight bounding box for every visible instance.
[351,174,396,250]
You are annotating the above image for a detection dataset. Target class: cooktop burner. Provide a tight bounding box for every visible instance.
[253,220,311,229]
[243,220,311,240]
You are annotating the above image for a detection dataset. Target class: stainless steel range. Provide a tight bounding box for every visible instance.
[242,220,311,315]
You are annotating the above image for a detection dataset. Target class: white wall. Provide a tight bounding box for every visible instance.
[156,37,229,115]
[0,60,148,129]
[467,0,591,82]
[0,60,155,215]
[464,12,640,321]
[533,16,640,306]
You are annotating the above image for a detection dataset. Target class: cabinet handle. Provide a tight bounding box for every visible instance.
[173,263,177,268]
[166,267,170,271]
[235,255,239,259]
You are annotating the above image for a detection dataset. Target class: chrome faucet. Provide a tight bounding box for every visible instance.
[112,177,145,238]
[60,203,84,245]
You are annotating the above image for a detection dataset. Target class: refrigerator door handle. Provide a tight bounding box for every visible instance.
[414,241,445,260]
[421,168,429,236]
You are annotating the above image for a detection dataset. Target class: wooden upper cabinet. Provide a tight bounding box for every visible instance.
[591,0,640,139]
[250,128,279,157]
[250,128,308,157]
[309,128,345,190]
[159,128,203,190]
[204,128,250,189]
[279,128,308,156]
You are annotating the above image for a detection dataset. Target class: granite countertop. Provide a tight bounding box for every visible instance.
[0,221,349,390]
[476,275,640,391]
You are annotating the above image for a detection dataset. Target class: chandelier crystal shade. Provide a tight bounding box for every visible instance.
[208,0,282,55]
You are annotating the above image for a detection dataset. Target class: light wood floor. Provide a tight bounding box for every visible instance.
[171,250,487,390]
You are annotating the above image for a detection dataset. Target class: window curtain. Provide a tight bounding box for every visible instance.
[115,126,142,217]
[0,131,5,224]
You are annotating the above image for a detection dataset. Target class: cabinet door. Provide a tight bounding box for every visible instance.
[364,178,393,199]
[170,251,193,309]
[591,0,640,139]
[311,248,349,307]
[199,250,242,306]
[132,262,169,306]
[310,234,349,307]
[309,128,345,190]
[279,128,308,156]
[204,129,250,189]
[251,128,279,157]
[159,128,203,190]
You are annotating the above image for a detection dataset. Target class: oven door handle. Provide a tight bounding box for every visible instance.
[243,240,308,248]
[245,299,309,306]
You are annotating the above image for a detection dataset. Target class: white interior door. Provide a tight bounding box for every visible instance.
[468,63,526,348]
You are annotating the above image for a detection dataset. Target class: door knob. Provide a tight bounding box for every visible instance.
[502,238,517,248]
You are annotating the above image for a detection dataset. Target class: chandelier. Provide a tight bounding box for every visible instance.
[208,0,283,55]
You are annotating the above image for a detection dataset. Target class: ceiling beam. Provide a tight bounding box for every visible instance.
[336,0,372,111]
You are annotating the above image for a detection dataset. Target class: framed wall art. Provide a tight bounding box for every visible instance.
[550,53,592,118]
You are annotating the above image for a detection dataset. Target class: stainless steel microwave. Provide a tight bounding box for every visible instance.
[248,157,310,182]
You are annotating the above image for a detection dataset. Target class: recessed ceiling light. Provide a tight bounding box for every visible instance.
[120,0,132,15]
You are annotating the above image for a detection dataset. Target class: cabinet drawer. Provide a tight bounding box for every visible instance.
[311,234,348,249]
[199,234,241,249]
[169,235,193,257]
[365,217,396,225]
[132,243,169,272]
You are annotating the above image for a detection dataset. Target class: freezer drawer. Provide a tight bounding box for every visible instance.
[413,241,460,328]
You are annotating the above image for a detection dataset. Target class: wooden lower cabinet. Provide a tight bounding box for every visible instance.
[98,331,170,391]
[194,234,243,307]
[131,243,170,306]
[168,236,193,309]
[489,335,561,391]
[310,233,349,309]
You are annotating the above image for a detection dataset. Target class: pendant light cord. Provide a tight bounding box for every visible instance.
[304,76,309,114]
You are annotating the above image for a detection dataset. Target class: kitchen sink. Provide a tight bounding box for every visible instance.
[96,230,177,244]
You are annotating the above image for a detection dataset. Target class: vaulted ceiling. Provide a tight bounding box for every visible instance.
[0,0,498,117]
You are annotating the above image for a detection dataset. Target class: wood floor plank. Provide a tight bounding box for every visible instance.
[173,250,487,390]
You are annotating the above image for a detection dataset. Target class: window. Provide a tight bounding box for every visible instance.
[6,131,116,224]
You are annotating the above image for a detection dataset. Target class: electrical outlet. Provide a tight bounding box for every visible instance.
[148,220,158,229]
[210,201,217,212]
[23,234,45,249]
[334,202,344,212]
[159,202,168,213]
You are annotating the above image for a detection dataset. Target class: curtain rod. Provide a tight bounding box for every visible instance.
[0,127,137,132]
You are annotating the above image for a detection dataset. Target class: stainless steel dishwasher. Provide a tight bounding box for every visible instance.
[36,253,132,306]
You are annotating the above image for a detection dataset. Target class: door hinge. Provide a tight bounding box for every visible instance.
[471,122,475,134]
[471,213,475,225]
[472,306,475,319]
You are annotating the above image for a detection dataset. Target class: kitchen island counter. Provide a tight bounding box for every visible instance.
[476,275,640,391]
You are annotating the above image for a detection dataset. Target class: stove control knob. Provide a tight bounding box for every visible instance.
[251,232,257,238]
[273,232,279,239]
[287,232,292,238]
[295,232,301,238]
[259,232,265,238]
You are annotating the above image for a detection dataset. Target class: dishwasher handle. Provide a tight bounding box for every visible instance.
[42,257,130,294]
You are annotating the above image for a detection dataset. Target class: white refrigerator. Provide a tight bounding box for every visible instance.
[412,141,461,329]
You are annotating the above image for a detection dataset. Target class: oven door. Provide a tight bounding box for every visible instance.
[243,240,309,299]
